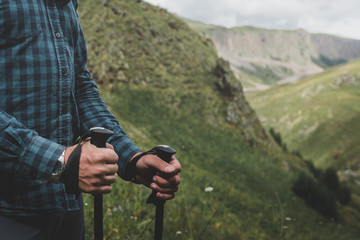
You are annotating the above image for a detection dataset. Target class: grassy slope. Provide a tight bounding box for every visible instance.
[77,0,360,239]
[247,59,360,169]
[91,87,360,240]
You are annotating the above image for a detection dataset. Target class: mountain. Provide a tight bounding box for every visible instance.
[247,59,360,171]
[184,18,360,93]
[77,0,360,239]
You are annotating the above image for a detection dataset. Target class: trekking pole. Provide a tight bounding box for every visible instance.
[146,145,177,240]
[90,127,114,240]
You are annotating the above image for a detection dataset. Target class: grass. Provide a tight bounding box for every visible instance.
[80,86,360,239]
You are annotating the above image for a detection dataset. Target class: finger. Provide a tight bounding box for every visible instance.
[93,163,117,177]
[153,174,180,188]
[100,148,119,164]
[150,182,178,194]
[169,156,182,173]
[101,174,117,185]
[143,155,176,175]
[103,164,118,175]
[106,143,114,150]
[156,156,182,178]
[156,192,176,201]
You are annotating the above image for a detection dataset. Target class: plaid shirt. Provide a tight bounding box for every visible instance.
[0,0,140,216]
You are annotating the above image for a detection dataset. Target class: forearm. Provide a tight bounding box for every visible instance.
[75,77,140,178]
[73,17,141,177]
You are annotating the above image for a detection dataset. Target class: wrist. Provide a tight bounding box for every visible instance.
[51,150,66,183]
[123,151,148,181]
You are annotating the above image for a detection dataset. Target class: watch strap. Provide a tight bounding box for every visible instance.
[61,142,82,195]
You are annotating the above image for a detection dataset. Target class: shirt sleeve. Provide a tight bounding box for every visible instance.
[73,14,141,178]
[0,111,65,183]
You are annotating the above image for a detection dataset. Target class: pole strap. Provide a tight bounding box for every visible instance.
[123,151,155,181]
[60,132,92,195]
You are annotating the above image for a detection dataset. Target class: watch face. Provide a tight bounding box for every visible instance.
[51,153,66,183]
[53,161,62,174]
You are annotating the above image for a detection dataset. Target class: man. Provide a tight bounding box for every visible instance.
[0,0,181,239]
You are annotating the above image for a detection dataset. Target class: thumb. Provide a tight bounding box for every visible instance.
[143,155,176,174]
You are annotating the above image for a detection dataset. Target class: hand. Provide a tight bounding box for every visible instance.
[133,154,181,201]
[64,140,118,194]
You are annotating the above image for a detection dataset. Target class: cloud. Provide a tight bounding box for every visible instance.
[145,0,360,40]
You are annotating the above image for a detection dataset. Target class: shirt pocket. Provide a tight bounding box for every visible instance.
[0,1,43,47]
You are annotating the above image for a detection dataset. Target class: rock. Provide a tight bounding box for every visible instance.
[214,58,268,144]
[336,73,357,86]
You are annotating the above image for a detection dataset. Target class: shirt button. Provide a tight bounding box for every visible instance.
[62,106,67,115]
[55,32,61,38]
[61,69,68,77]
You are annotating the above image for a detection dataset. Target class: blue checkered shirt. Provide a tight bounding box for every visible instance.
[0,0,140,216]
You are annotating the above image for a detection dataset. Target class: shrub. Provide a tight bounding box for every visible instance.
[337,185,351,204]
[269,127,282,147]
[292,173,338,220]
[292,173,315,199]
[306,182,338,219]
[292,166,352,220]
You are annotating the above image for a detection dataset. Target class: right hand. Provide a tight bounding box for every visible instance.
[64,140,119,194]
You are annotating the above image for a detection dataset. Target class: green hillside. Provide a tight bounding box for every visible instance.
[77,0,360,239]
[247,59,360,170]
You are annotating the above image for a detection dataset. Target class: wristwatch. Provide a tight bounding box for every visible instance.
[51,150,66,183]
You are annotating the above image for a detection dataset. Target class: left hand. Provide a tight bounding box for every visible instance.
[133,154,181,201]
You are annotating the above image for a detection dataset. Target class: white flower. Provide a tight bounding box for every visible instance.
[205,187,214,192]
[176,231,182,235]
[285,217,291,221]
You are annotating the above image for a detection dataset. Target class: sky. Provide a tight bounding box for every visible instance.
[145,0,360,40]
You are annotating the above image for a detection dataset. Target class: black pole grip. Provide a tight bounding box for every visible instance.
[146,145,176,205]
[90,127,114,240]
[151,145,176,163]
[90,127,114,148]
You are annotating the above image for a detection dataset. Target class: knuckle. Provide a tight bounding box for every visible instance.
[109,175,117,184]
[105,186,112,194]
[175,175,181,184]
[94,167,105,176]
[92,151,102,162]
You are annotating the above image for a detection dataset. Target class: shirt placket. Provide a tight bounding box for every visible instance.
[45,0,71,146]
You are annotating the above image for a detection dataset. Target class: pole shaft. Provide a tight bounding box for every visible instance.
[94,195,103,240]
[154,204,164,240]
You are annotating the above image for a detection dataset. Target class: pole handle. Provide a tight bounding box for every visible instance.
[146,145,176,205]
[90,127,114,148]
